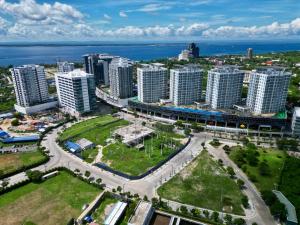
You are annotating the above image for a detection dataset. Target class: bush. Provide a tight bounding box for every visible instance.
[259,161,271,176]
[11,118,19,126]
[84,171,91,177]
[248,173,257,182]
[227,166,235,178]
[237,179,245,189]
[241,195,249,208]
[155,122,174,132]
[180,205,188,214]
[184,128,191,136]
[233,218,246,225]
[26,170,43,183]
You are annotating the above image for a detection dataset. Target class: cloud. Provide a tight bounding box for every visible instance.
[119,11,128,17]
[0,0,83,25]
[103,14,111,20]
[126,3,173,13]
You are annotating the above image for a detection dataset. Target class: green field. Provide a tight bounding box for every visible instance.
[92,195,118,223]
[0,171,100,225]
[59,115,118,141]
[157,150,244,215]
[102,131,185,176]
[229,146,286,191]
[81,148,99,163]
[0,150,47,177]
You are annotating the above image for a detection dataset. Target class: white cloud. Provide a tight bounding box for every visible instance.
[103,14,111,20]
[119,11,128,17]
[136,3,172,12]
[0,0,83,25]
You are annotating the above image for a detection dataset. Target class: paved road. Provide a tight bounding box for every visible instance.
[205,139,277,225]
[1,117,277,225]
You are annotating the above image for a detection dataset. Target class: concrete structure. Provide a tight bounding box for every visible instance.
[96,87,129,108]
[206,66,244,109]
[291,107,300,137]
[128,201,154,225]
[109,58,134,99]
[243,70,252,84]
[14,100,58,114]
[178,49,192,61]
[10,65,55,114]
[137,63,168,103]
[57,61,74,73]
[104,201,127,225]
[170,65,203,106]
[246,67,291,114]
[55,69,96,116]
[76,138,95,150]
[113,124,154,146]
[247,48,253,59]
[83,54,115,86]
[273,190,298,225]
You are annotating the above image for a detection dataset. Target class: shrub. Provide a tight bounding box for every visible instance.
[241,195,249,208]
[11,118,19,126]
[84,171,91,177]
[26,170,43,183]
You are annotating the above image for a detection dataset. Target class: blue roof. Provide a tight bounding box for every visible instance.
[165,106,224,116]
[0,131,9,138]
[65,141,81,153]
[3,135,40,143]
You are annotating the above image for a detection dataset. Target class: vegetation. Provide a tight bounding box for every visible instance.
[0,171,100,225]
[229,145,286,191]
[0,150,47,178]
[158,150,244,215]
[209,138,222,147]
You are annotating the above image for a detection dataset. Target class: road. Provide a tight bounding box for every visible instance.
[0,117,277,225]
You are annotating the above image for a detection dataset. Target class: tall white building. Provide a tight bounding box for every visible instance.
[109,58,134,99]
[137,63,168,103]
[292,107,300,137]
[170,65,203,106]
[206,66,244,109]
[11,65,50,107]
[57,61,75,73]
[178,50,192,61]
[246,67,291,114]
[55,69,96,116]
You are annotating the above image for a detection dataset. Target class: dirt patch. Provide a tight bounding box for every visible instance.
[180,159,198,180]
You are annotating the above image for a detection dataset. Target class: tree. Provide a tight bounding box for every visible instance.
[270,201,286,222]
[184,128,191,136]
[96,178,102,184]
[227,166,235,178]
[11,118,19,126]
[180,205,188,214]
[26,170,43,183]
[259,161,271,176]
[13,112,22,119]
[84,171,91,177]
[117,186,122,192]
[142,121,146,126]
[233,218,246,225]
[203,210,210,218]
[191,208,201,217]
[241,195,249,208]
[211,211,219,222]
[143,195,148,201]
[224,214,233,225]
[237,179,245,189]
[201,142,205,149]
[261,190,276,206]
[175,120,183,128]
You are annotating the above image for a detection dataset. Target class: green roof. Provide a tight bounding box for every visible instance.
[273,190,298,224]
[274,111,287,119]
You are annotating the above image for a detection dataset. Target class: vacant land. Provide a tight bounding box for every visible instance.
[0,150,46,176]
[157,150,244,215]
[92,195,118,223]
[102,131,185,176]
[229,145,286,191]
[0,171,100,225]
[59,115,118,141]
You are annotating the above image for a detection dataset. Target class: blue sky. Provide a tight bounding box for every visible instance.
[0,0,300,41]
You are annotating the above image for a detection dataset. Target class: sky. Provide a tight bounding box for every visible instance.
[0,0,300,41]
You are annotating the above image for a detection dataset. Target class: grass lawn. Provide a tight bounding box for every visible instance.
[102,131,185,176]
[0,141,37,148]
[157,150,244,215]
[229,146,286,191]
[92,196,118,223]
[0,150,46,176]
[0,171,100,225]
[59,115,118,141]
[81,148,99,163]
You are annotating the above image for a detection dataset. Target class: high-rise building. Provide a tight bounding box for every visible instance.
[55,69,96,115]
[246,67,291,114]
[247,48,253,59]
[57,61,75,73]
[137,63,168,103]
[170,65,203,106]
[178,50,192,61]
[109,58,134,99]
[11,65,49,107]
[292,107,300,137]
[206,66,244,109]
[83,54,115,86]
[188,43,200,58]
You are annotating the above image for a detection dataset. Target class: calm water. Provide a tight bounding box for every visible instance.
[0,41,300,66]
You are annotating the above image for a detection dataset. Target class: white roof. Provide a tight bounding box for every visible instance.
[56,69,93,79]
[104,201,127,225]
[294,107,300,117]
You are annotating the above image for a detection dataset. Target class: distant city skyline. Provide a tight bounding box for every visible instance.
[0,0,300,41]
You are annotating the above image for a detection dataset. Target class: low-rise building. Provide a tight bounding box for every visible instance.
[76,138,95,150]
[292,107,300,137]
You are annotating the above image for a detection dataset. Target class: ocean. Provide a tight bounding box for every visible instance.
[0,41,300,66]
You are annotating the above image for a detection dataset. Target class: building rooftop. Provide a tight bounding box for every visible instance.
[110,57,133,67]
[273,190,298,224]
[138,63,167,71]
[171,64,203,72]
[56,69,93,78]
[209,65,242,74]
[254,67,291,76]
[104,201,127,225]
[128,201,153,225]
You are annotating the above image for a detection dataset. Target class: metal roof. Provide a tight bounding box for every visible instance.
[273,190,298,224]
[104,201,127,225]
[3,135,40,143]
[65,141,81,153]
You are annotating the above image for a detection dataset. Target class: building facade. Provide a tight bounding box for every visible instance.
[55,69,96,115]
[188,43,200,58]
[57,61,75,73]
[109,58,134,99]
[292,107,300,137]
[137,63,168,103]
[246,67,291,114]
[11,65,49,107]
[170,65,203,106]
[247,48,253,59]
[206,66,244,109]
[83,54,115,86]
